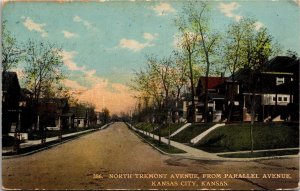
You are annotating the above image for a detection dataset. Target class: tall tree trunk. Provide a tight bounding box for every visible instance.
[227,73,235,122]
[250,92,256,155]
[188,53,196,123]
[204,60,210,123]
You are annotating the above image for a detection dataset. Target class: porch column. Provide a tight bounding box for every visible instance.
[183,101,187,119]
[68,116,71,128]
[243,95,247,121]
[37,115,40,131]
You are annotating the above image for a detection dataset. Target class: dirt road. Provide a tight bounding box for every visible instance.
[2,122,299,190]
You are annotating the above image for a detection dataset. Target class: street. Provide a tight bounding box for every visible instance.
[2,122,299,190]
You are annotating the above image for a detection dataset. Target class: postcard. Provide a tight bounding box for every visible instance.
[1,0,299,190]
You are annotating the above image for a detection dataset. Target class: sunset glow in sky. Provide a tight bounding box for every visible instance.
[3,0,300,114]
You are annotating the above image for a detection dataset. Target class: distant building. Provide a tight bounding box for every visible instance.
[70,106,89,128]
[38,98,71,130]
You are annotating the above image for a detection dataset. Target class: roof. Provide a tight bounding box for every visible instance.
[2,71,20,92]
[21,88,33,95]
[69,106,87,118]
[199,77,226,89]
[265,56,297,72]
[20,88,33,101]
[39,98,69,109]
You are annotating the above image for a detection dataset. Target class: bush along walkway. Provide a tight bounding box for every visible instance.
[2,122,113,157]
[127,122,299,161]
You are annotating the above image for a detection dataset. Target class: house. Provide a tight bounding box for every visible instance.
[2,72,21,134]
[272,58,299,122]
[233,56,298,122]
[37,98,71,130]
[194,76,226,122]
[19,88,34,132]
[70,106,89,128]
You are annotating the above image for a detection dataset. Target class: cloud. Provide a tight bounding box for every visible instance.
[78,81,136,114]
[219,2,242,22]
[118,38,153,52]
[63,79,87,91]
[64,74,136,115]
[84,69,96,77]
[60,50,86,71]
[172,34,181,49]
[151,2,175,16]
[73,15,94,30]
[22,17,48,37]
[143,32,158,41]
[254,21,264,30]
[60,50,101,86]
[293,0,300,6]
[59,50,135,114]
[172,32,202,49]
[62,30,78,38]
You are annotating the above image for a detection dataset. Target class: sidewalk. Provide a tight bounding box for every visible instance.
[2,123,113,156]
[126,123,220,160]
[126,123,299,161]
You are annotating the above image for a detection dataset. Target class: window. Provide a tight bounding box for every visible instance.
[272,97,276,102]
[283,97,288,102]
[276,77,285,85]
[278,97,282,101]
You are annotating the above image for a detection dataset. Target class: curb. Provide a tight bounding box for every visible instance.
[3,135,82,159]
[131,128,171,155]
[2,123,113,159]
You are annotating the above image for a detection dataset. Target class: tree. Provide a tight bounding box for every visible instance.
[101,107,110,124]
[243,27,278,154]
[170,52,189,106]
[22,40,65,142]
[286,49,298,59]
[23,40,65,103]
[223,18,257,121]
[2,21,22,72]
[176,1,221,122]
[174,17,202,122]
[131,54,190,144]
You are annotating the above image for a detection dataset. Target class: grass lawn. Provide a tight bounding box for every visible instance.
[137,132,186,154]
[196,123,299,153]
[171,123,215,143]
[152,123,185,137]
[134,122,157,132]
[218,149,299,158]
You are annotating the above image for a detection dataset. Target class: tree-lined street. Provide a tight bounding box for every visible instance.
[3,122,299,190]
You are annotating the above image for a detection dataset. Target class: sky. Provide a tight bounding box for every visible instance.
[2,0,300,114]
